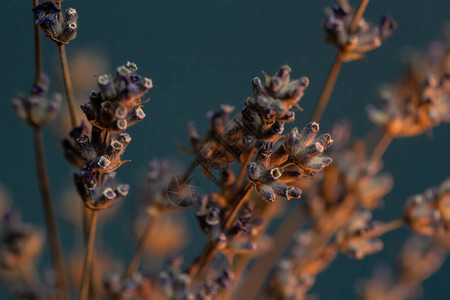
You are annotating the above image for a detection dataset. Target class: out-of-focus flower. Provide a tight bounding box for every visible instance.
[358,235,446,300]
[323,0,396,61]
[12,75,62,128]
[0,212,44,270]
[103,268,155,300]
[367,39,450,137]
[336,210,384,259]
[404,178,450,235]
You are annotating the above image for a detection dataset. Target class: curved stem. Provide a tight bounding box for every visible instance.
[33,128,68,300]
[310,51,343,123]
[80,210,98,300]
[125,214,160,277]
[58,44,79,127]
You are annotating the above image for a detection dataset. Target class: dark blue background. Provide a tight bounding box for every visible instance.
[2,1,449,299]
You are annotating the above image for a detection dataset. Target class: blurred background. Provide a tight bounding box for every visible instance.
[1,0,449,298]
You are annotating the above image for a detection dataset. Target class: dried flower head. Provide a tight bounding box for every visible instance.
[367,39,450,137]
[336,210,384,259]
[81,62,152,132]
[12,76,62,128]
[404,178,450,235]
[0,212,44,270]
[323,0,396,61]
[33,2,78,44]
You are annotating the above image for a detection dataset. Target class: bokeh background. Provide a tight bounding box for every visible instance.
[1,0,449,298]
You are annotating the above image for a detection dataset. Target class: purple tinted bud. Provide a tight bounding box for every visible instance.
[33,2,61,25]
[81,103,95,121]
[378,15,397,40]
[70,122,88,139]
[332,4,347,19]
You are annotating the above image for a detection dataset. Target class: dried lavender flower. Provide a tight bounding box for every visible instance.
[33,2,78,44]
[81,62,152,132]
[367,39,450,137]
[0,212,44,270]
[323,0,396,61]
[404,178,450,235]
[12,76,62,128]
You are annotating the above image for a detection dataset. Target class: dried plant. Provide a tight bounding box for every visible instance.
[4,1,449,300]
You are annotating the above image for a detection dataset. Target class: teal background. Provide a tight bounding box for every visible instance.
[1,0,450,299]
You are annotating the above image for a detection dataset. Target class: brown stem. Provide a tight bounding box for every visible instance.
[32,0,42,83]
[349,0,371,32]
[33,128,68,300]
[370,132,393,166]
[125,214,160,277]
[58,44,79,127]
[235,149,255,189]
[375,219,404,237]
[188,242,219,283]
[224,183,253,229]
[310,51,343,123]
[80,210,99,300]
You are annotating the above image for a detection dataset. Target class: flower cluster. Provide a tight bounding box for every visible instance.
[335,210,384,259]
[186,66,309,173]
[404,178,450,235]
[159,257,234,300]
[306,124,392,221]
[81,62,152,132]
[33,2,78,45]
[195,197,263,260]
[63,62,152,210]
[12,75,62,128]
[367,40,450,137]
[323,0,396,61]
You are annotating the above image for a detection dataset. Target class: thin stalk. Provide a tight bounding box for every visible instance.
[370,132,393,166]
[32,0,41,83]
[375,219,404,236]
[349,0,370,32]
[188,242,219,283]
[309,51,343,123]
[125,214,160,277]
[235,149,255,189]
[224,183,253,229]
[80,210,99,300]
[58,44,79,127]
[33,128,68,300]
